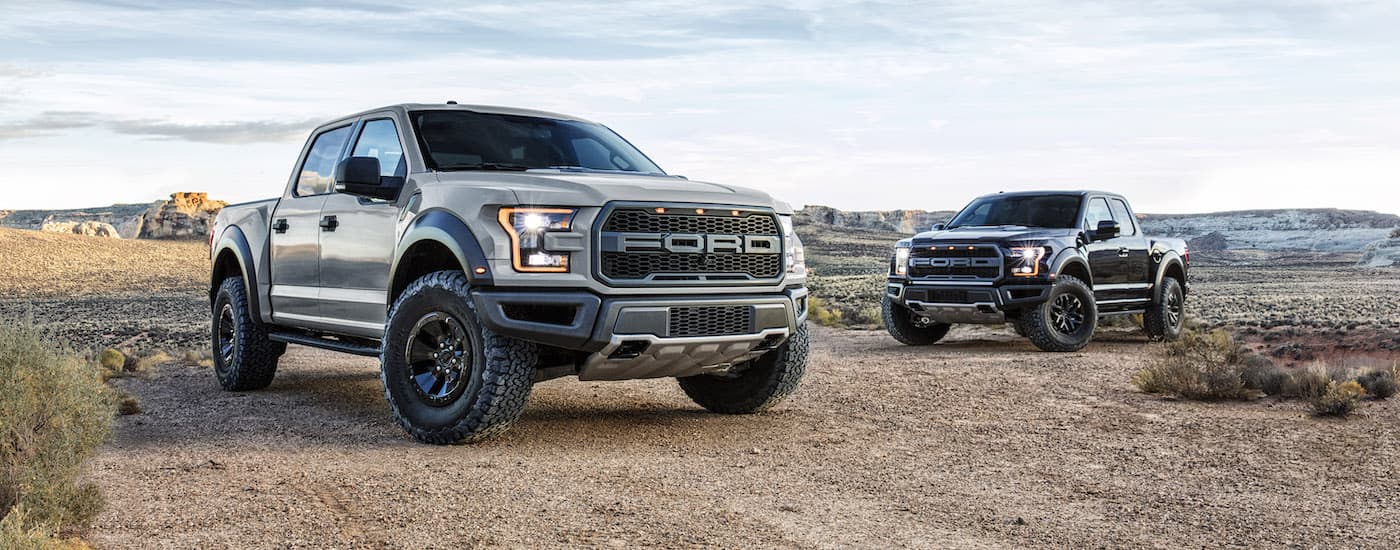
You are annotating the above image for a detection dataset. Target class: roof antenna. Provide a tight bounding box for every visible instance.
[446,100,458,104]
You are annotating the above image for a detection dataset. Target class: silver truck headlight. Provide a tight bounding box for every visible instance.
[894,245,911,276]
[779,215,806,275]
[498,207,578,272]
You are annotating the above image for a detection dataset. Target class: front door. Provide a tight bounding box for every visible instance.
[269,124,352,324]
[317,117,405,336]
[1082,197,1124,294]
[1108,197,1151,302]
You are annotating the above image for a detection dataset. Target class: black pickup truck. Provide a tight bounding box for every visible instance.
[883,191,1189,352]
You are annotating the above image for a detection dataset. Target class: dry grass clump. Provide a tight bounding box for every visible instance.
[1356,367,1398,399]
[1132,327,1253,400]
[1311,380,1366,417]
[0,321,113,540]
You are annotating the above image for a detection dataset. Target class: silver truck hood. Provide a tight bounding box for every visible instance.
[432,171,791,213]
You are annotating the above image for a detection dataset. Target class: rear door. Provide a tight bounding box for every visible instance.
[316,116,405,335]
[1108,197,1152,301]
[269,124,352,325]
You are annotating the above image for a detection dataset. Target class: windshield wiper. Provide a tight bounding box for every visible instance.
[538,165,667,176]
[436,162,531,172]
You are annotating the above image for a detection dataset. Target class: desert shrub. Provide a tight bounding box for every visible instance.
[1355,368,1397,400]
[808,297,845,328]
[97,349,124,371]
[1240,354,1288,396]
[1284,365,1333,399]
[0,321,114,532]
[116,394,142,416]
[1132,327,1253,400]
[1311,380,1365,417]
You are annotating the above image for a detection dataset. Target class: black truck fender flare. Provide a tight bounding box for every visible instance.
[1152,251,1187,302]
[211,225,262,318]
[388,209,494,302]
[1048,248,1093,286]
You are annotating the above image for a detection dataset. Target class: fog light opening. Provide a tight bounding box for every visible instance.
[609,340,650,360]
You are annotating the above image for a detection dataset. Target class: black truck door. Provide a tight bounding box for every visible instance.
[1108,197,1152,300]
[1082,197,1124,292]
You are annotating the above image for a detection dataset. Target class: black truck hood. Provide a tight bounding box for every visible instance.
[911,226,1080,244]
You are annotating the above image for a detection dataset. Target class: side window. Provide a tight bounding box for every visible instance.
[351,119,406,178]
[1108,199,1138,236]
[1084,198,1114,230]
[296,126,352,196]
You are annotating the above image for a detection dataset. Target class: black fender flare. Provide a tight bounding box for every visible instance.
[1049,248,1093,286]
[388,209,494,301]
[1153,251,1187,302]
[211,225,262,317]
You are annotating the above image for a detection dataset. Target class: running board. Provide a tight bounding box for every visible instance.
[1099,309,1146,317]
[268,332,381,357]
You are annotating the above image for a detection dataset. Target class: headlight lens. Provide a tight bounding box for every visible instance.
[498,207,578,272]
[780,215,806,275]
[1010,246,1047,277]
[894,245,911,276]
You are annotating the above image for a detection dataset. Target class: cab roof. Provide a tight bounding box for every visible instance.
[316,103,597,129]
[973,190,1125,201]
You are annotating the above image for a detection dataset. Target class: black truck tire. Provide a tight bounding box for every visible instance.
[380,271,538,444]
[882,294,952,345]
[1143,277,1185,342]
[1021,275,1098,352]
[212,276,286,391]
[678,323,809,414]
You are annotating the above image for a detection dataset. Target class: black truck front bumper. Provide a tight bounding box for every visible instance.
[885,280,1052,324]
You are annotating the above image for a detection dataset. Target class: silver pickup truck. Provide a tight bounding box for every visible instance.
[209,103,810,444]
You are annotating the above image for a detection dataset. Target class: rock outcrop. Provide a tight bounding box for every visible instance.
[138,192,226,239]
[1358,238,1400,267]
[40,220,122,238]
[1186,231,1229,252]
[796,205,958,234]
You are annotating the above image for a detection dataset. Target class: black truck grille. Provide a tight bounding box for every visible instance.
[598,207,783,284]
[669,306,752,337]
[908,244,1002,280]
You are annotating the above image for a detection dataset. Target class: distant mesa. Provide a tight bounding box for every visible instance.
[0,192,227,240]
[1359,237,1400,267]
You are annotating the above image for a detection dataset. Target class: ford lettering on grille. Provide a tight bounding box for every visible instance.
[598,207,784,285]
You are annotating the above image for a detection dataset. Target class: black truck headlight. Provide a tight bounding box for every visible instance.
[894,245,911,276]
[498,207,578,273]
[1009,246,1047,277]
[779,215,806,275]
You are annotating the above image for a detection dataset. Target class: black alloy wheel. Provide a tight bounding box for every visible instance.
[405,312,475,406]
[1050,293,1086,335]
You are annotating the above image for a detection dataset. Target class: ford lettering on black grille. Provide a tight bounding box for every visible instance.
[669,306,753,337]
[908,244,1003,280]
[598,207,783,285]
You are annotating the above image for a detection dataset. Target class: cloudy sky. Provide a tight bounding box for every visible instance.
[3,0,1398,213]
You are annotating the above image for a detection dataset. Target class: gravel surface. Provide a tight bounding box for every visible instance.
[89,326,1400,549]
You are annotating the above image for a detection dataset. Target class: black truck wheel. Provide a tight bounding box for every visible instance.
[381,271,537,444]
[882,294,952,345]
[678,323,809,414]
[1021,275,1098,352]
[212,276,286,391]
[1143,277,1185,342]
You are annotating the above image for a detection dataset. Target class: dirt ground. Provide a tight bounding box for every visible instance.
[4,227,1400,548]
[90,327,1400,549]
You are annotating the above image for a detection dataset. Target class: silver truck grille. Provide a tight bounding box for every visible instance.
[669,306,753,337]
[908,244,1003,280]
[597,206,784,285]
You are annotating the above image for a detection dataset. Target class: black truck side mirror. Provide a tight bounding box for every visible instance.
[931,223,946,231]
[1091,220,1121,241]
[335,156,403,201]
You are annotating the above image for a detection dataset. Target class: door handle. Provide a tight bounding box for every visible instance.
[319,215,339,231]
[1118,247,1130,257]
[272,219,289,234]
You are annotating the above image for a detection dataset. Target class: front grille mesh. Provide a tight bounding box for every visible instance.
[908,244,1002,280]
[602,252,781,279]
[599,207,783,282]
[669,306,752,337]
[603,209,778,234]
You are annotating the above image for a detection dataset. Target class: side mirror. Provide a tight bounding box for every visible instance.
[1092,220,1120,241]
[334,157,403,201]
[931,223,946,231]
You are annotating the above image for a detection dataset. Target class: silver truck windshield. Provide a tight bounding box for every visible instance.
[410,110,664,175]
[947,194,1082,229]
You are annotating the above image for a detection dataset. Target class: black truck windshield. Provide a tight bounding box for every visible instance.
[410,110,664,174]
[947,194,1082,229]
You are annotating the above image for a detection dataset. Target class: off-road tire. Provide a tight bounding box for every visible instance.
[381,271,538,444]
[1143,277,1185,342]
[1010,319,1028,337]
[678,323,809,414]
[1021,275,1098,352]
[212,276,286,391]
[882,294,952,345]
